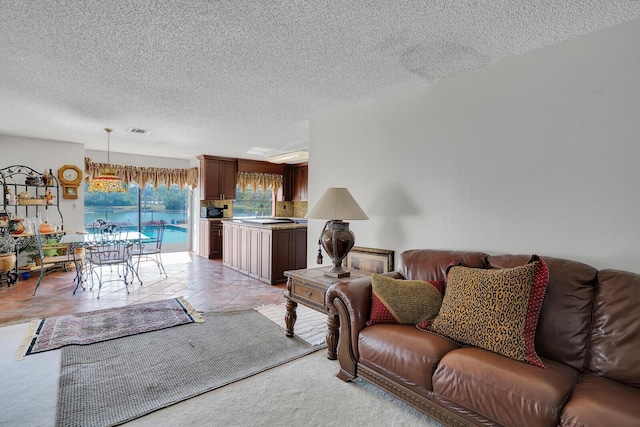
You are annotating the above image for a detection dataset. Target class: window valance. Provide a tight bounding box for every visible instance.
[236,171,283,193]
[84,157,199,190]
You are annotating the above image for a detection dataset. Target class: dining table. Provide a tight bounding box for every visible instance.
[60,231,149,294]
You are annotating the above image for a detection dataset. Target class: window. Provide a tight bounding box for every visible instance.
[84,183,188,252]
[232,186,274,217]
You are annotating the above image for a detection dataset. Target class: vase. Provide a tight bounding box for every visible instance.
[0,252,16,274]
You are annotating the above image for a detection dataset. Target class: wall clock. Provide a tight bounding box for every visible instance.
[57,164,82,199]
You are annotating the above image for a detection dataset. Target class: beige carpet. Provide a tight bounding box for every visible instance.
[124,349,442,427]
[0,304,442,427]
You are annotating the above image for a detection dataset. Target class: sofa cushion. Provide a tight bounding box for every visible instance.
[487,254,597,372]
[560,374,640,427]
[369,274,443,325]
[587,269,640,387]
[358,324,459,392]
[398,249,487,282]
[433,347,580,427]
[429,256,549,367]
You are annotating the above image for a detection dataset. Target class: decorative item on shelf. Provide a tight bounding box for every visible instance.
[306,187,369,278]
[58,164,82,199]
[42,169,52,186]
[25,172,40,186]
[5,188,17,205]
[87,128,128,193]
[45,189,54,205]
[39,222,54,233]
[23,218,34,234]
[0,235,17,273]
[0,211,8,228]
[8,217,25,235]
[17,191,45,205]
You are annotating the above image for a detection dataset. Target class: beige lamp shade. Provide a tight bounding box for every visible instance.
[306,188,368,220]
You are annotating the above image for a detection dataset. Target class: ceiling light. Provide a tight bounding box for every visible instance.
[87,128,128,193]
[266,150,309,164]
[247,147,273,155]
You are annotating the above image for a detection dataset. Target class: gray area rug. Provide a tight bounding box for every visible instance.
[56,309,323,427]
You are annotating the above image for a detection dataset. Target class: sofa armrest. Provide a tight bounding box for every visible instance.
[326,271,404,381]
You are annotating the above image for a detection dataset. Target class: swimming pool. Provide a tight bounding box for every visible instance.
[85,224,188,245]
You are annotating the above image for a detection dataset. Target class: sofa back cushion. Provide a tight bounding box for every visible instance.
[587,269,640,387]
[398,250,487,282]
[487,254,597,371]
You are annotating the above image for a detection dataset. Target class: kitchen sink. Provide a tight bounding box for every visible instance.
[241,218,294,225]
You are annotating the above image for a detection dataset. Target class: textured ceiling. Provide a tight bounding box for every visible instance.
[1,1,640,161]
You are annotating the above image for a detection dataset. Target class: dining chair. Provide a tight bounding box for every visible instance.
[85,223,137,298]
[32,228,74,295]
[132,221,167,282]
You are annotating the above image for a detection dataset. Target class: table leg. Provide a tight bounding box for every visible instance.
[326,313,339,360]
[285,298,297,337]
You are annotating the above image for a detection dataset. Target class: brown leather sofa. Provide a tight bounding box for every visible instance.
[326,249,640,427]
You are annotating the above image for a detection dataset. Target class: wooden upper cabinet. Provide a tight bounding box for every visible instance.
[198,155,238,200]
[294,165,308,201]
[283,163,308,201]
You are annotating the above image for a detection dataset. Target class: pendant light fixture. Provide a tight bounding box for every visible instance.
[87,128,128,193]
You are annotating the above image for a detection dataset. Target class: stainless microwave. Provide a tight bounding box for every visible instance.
[201,206,224,218]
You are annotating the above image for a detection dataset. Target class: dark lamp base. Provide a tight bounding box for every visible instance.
[320,220,355,279]
[324,268,351,278]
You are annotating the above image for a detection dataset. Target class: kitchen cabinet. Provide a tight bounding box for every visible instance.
[223,221,307,285]
[283,163,308,201]
[248,227,260,278]
[223,222,241,269]
[198,219,223,259]
[239,225,250,274]
[262,227,307,284]
[197,155,237,200]
[198,220,210,259]
[294,165,308,201]
[210,221,223,259]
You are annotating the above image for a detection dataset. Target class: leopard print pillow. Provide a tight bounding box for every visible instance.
[429,256,549,368]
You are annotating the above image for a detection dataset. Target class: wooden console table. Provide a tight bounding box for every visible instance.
[284,266,372,360]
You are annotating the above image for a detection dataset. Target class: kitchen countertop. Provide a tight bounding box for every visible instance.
[219,218,307,230]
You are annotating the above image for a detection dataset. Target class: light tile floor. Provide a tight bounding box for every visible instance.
[0,252,287,326]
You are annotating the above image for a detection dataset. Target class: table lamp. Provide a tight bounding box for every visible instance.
[306,187,369,277]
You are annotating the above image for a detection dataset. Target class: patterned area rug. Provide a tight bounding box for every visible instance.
[17,296,202,359]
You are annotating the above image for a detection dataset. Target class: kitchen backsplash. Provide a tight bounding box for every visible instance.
[200,199,307,218]
[275,201,308,218]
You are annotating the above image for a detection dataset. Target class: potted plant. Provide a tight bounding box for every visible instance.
[20,237,39,268]
[0,233,17,273]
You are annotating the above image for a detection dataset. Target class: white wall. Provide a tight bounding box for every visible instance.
[1,135,85,233]
[308,19,640,272]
